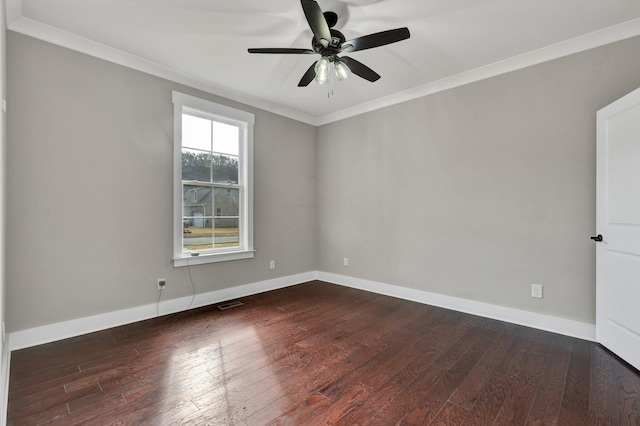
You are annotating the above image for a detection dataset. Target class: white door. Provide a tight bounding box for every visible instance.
[596,87,640,371]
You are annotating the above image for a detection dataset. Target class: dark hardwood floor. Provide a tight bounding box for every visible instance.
[6,281,640,425]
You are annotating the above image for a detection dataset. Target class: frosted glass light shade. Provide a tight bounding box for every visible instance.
[314,57,330,85]
[334,60,351,81]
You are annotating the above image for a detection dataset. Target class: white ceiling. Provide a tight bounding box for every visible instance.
[6,0,640,125]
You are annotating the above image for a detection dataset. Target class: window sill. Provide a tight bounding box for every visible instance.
[173,249,255,267]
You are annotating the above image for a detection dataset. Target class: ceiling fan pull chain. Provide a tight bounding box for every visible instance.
[329,64,335,98]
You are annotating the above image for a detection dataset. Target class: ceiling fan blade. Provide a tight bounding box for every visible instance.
[301,0,332,47]
[298,62,317,87]
[341,56,381,82]
[248,48,315,54]
[341,27,410,53]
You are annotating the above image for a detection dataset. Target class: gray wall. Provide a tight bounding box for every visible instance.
[6,32,318,332]
[317,35,640,324]
[6,29,640,333]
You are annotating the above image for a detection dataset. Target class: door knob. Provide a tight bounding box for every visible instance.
[590,234,603,242]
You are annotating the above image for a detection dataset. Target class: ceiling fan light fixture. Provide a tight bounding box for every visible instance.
[248,1,411,88]
[334,60,351,81]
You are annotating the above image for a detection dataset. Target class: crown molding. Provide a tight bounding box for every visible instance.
[5,0,640,127]
[6,12,320,126]
[315,18,640,125]
[5,0,21,26]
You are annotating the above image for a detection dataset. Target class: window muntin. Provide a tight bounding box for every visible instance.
[172,92,254,266]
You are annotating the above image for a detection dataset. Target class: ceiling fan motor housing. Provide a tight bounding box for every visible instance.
[312,28,346,58]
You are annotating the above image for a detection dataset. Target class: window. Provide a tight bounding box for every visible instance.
[172,92,254,266]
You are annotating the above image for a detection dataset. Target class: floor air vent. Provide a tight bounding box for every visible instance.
[217,301,244,310]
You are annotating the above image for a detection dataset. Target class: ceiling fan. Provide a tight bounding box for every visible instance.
[248,0,410,87]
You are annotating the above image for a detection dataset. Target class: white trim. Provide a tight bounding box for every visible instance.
[6,14,317,125]
[5,0,21,26]
[6,0,640,126]
[316,18,640,126]
[0,335,10,426]
[173,92,255,125]
[172,91,254,266]
[6,271,597,351]
[5,270,597,351]
[317,272,596,341]
[173,250,255,267]
[8,271,317,351]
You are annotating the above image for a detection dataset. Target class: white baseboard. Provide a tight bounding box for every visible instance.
[317,271,596,341]
[0,336,10,426]
[7,269,596,352]
[2,270,597,426]
[8,271,317,351]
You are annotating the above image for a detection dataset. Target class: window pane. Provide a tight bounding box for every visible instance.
[212,122,239,156]
[214,187,239,216]
[183,224,213,251]
[183,184,213,251]
[212,153,239,184]
[214,218,239,248]
[182,114,212,151]
[183,185,213,217]
[182,149,212,182]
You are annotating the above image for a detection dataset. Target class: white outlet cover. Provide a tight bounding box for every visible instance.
[531,284,543,299]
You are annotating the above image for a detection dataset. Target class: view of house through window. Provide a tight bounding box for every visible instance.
[182,114,241,251]
[172,91,254,266]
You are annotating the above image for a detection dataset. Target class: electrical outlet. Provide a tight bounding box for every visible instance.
[269,260,275,270]
[158,278,166,290]
[531,284,543,299]
[344,257,349,267]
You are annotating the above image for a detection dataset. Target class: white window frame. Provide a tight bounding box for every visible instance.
[172,91,254,267]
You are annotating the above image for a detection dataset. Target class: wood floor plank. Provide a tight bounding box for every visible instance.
[337,359,432,424]
[610,352,640,425]
[397,320,502,425]
[461,372,513,425]
[493,332,556,424]
[525,337,572,425]
[7,281,640,426]
[428,401,470,425]
[8,382,102,422]
[358,322,448,391]
[448,323,518,410]
[366,364,447,425]
[589,344,619,426]
[589,344,640,426]
[318,383,371,425]
[333,330,446,425]
[429,317,497,370]
[46,394,127,425]
[557,338,592,425]
[264,392,332,426]
[8,400,71,425]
